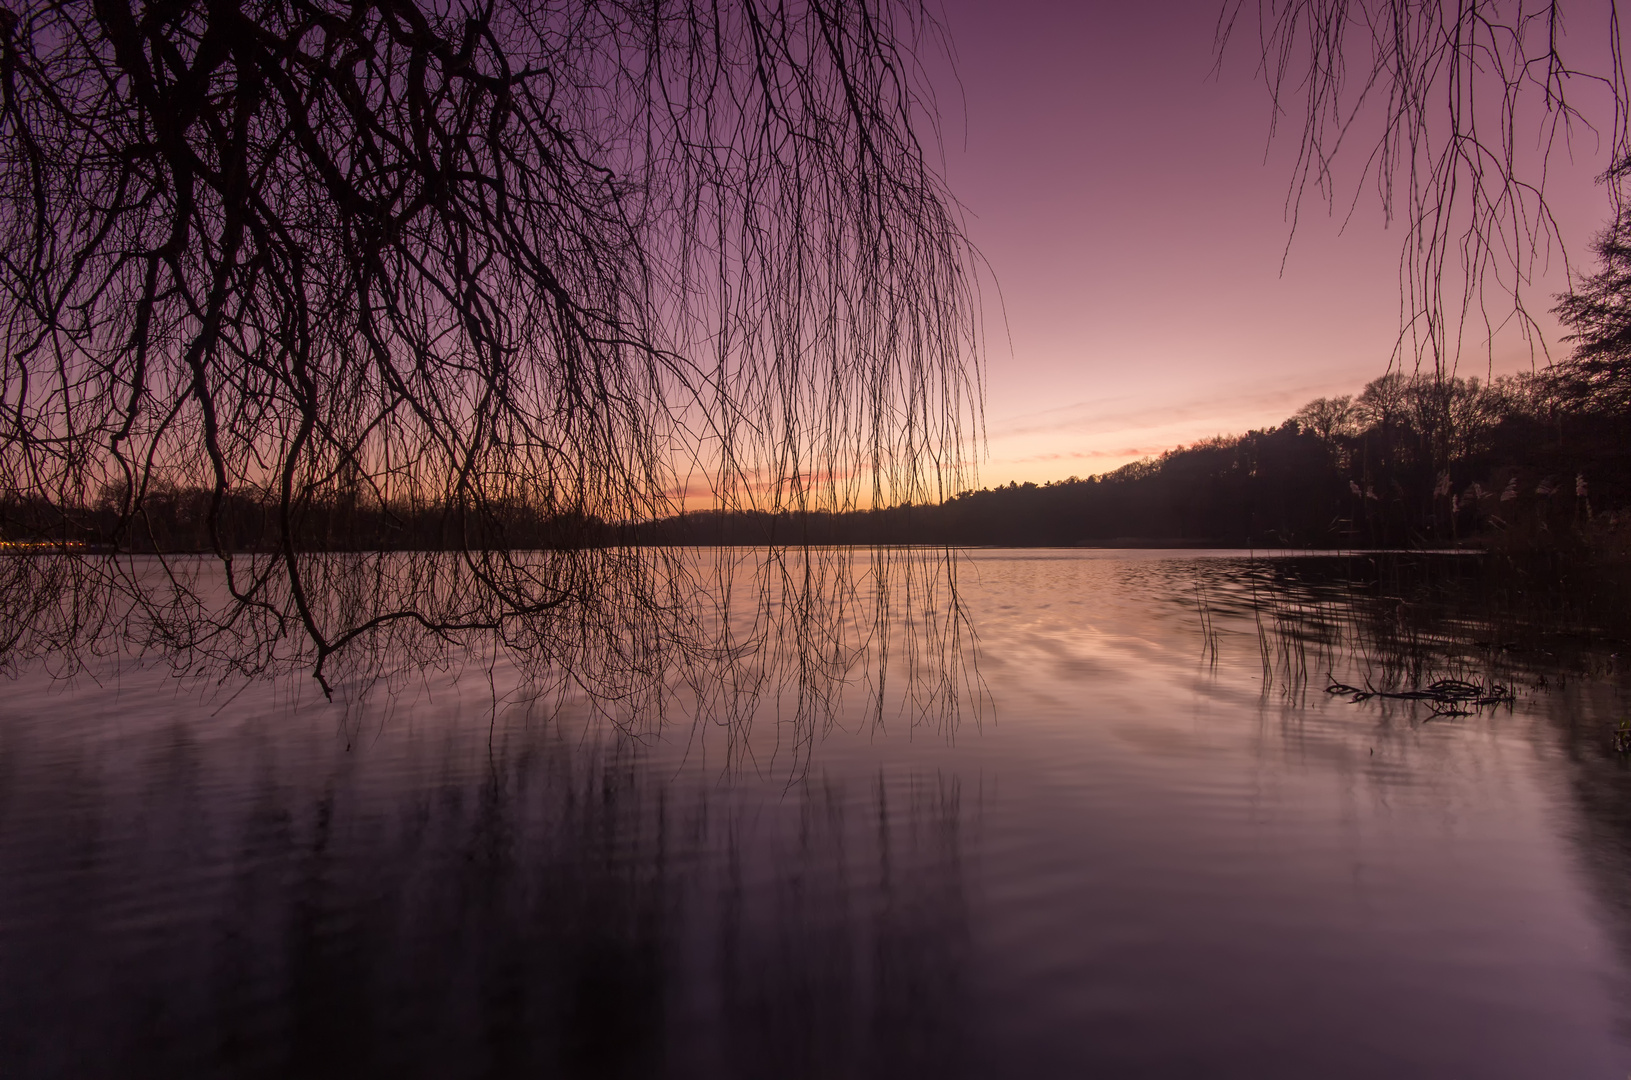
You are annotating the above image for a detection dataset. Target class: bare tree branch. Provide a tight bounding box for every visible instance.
[1220,0,1630,393]
[0,0,983,694]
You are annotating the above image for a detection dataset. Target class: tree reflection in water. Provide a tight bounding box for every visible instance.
[0,545,979,1078]
[7,547,1631,1076]
[0,545,981,760]
[0,681,975,1079]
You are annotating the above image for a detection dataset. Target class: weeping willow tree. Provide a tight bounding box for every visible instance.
[0,0,983,709]
[1221,0,1631,417]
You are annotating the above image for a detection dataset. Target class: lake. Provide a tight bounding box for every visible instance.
[1,549,1628,1077]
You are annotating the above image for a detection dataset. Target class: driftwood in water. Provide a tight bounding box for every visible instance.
[1325,677,1515,717]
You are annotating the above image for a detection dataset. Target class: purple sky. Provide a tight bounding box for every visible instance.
[932,1,1621,488]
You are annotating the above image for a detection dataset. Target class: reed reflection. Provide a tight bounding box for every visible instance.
[1194,551,1631,1013]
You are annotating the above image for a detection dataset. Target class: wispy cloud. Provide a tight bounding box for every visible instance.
[1003,446,1169,465]
[988,372,1355,441]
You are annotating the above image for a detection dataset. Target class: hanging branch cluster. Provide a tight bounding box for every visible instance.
[1221,0,1631,378]
[0,0,981,684]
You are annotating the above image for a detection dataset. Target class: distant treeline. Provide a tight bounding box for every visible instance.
[3,368,1628,553]
[639,367,1631,549]
[0,484,610,554]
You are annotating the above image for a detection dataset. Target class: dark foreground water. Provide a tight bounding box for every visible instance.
[2,549,1629,1078]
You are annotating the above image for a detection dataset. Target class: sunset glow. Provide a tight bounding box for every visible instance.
[936,0,1618,487]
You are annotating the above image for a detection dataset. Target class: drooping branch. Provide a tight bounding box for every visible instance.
[1220,0,1630,382]
[0,0,983,683]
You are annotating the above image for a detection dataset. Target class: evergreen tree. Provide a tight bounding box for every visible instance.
[1555,174,1631,413]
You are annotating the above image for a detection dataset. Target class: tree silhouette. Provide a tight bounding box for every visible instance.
[1293,395,1357,441]
[0,0,982,690]
[1555,173,1631,412]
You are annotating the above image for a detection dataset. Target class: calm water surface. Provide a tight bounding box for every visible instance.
[1,549,1628,1077]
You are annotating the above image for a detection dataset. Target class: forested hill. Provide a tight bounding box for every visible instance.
[634,369,1631,550]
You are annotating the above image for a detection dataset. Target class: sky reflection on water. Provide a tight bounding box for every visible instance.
[0,549,1628,1078]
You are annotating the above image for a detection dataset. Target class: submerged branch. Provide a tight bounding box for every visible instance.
[1327,674,1516,714]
